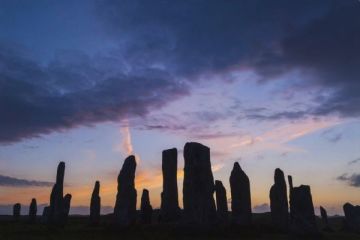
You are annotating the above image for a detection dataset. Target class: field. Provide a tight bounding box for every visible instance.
[0,213,359,240]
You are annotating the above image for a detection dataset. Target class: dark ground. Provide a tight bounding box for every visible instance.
[0,213,358,240]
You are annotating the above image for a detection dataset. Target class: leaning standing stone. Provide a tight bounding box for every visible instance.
[320,206,332,231]
[90,181,101,225]
[215,180,228,223]
[49,162,66,225]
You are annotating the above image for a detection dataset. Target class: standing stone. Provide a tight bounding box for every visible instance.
[63,193,72,223]
[13,203,21,220]
[215,180,228,223]
[183,142,217,225]
[29,198,37,223]
[343,202,360,232]
[160,148,180,222]
[289,182,317,235]
[140,189,153,224]
[49,161,65,225]
[288,175,294,222]
[320,206,332,231]
[113,155,137,226]
[270,168,289,231]
[90,181,101,225]
[230,162,252,225]
[42,206,50,224]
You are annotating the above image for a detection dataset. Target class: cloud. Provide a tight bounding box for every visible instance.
[348,158,360,165]
[97,0,360,120]
[0,45,188,144]
[337,173,360,187]
[2,0,360,144]
[0,175,53,187]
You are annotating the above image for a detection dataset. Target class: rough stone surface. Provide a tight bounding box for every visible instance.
[320,206,332,231]
[13,203,21,220]
[49,161,66,225]
[63,193,72,223]
[183,142,217,225]
[90,181,101,225]
[113,155,137,226]
[140,189,153,224]
[160,148,180,222]
[343,202,360,232]
[289,183,317,235]
[270,168,289,231]
[29,198,37,223]
[230,162,252,225]
[215,180,228,223]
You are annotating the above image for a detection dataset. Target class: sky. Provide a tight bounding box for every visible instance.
[0,0,359,216]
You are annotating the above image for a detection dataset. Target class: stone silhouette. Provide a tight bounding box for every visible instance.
[113,155,137,226]
[288,175,294,221]
[270,168,289,231]
[49,161,66,225]
[63,193,72,223]
[215,180,228,223]
[320,206,332,231]
[140,189,153,224]
[29,198,37,223]
[288,177,317,235]
[343,202,360,232]
[42,206,50,224]
[90,181,101,225]
[13,203,21,220]
[183,142,217,225]
[230,162,252,225]
[160,148,180,222]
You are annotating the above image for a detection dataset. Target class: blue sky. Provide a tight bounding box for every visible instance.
[0,0,359,215]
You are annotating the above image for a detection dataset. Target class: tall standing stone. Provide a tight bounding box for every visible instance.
[270,168,289,231]
[343,202,360,232]
[90,181,101,225]
[113,155,137,226]
[29,198,37,223]
[160,148,180,222]
[288,175,294,222]
[289,180,317,235]
[230,162,252,225]
[49,161,65,225]
[63,193,72,223]
[140,189,153,224]
[215,180,228,223]
[183,142,217,225]
[13,203,21,221]
[320,206,332,231]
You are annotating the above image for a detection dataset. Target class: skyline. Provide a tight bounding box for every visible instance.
[0,0,360,215]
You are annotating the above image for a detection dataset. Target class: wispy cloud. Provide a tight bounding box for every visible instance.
[0,175,53,187]
[348,158,360,165]
[337,173,360,187]
[114,119,141,164]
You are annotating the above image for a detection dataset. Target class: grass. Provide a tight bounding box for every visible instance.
[0,214,358,240]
